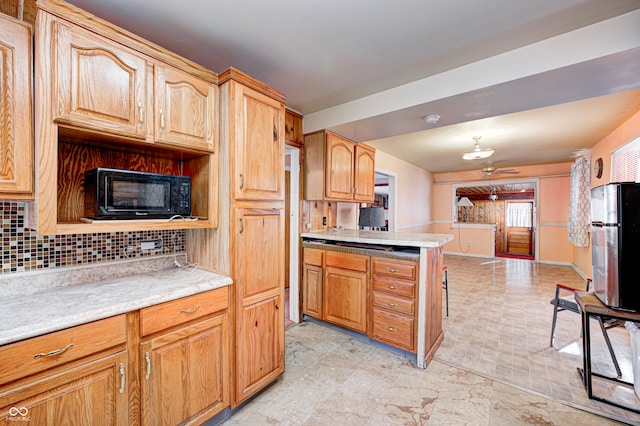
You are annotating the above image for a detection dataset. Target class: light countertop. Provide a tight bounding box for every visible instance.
[0,259,232,346]
[301,229,453,248]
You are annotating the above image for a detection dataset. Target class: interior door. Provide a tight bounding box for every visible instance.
[505,201,534,256]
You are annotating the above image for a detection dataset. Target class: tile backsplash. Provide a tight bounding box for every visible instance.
[1,202,186,274]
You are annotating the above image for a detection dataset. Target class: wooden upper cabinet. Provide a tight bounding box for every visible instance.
[0,15,33,199]
[284,108,303,146]
[354,143,376,202]
[154,64,217,152]
[232,82,284,201]
[303,130,376,202]
[325,133,355,201]
[52,19,149,139]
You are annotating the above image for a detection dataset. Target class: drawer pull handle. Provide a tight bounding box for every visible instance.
[239,173,245,189]
[119,363,126,394]
[239,218,245,234]
[159,108,165,133]
[180,305,201,314]
[388,303,397,307]
[387,285,396,290]
[34,343,74,359]
[388,268,397,273]
[145,352,151,380]
[386,326,396,332]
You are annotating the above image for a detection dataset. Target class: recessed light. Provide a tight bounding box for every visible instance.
[424,114,440,125]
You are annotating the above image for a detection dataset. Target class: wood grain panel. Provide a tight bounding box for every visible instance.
[0,351,128,425]
[323,266,368,333]
[57,141,182,222]
[325,251,368,272]
[140,288,229,337]
[371,309,415,352]
[0,315,126,387]
[0,14,33,198]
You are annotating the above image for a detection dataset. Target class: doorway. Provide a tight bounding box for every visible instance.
[374,170,397,232]
[285,146,300,326]
[455,180,537,260]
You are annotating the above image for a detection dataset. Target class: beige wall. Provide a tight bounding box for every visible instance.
[433,162,573,261]
[335,149,434,230]
[538,176,573,263]
[375,150,434,231]
[573,109,640,277]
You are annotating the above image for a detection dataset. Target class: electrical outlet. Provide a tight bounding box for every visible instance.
[467,241,472,247]
[140,241,155,251]
[322,216,327,226]
[305,223,312,230]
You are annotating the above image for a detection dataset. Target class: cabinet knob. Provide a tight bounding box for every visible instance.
[386,326,396,332]
[387,285,396,290]
[388,268,397,273]
[388,303,397,307]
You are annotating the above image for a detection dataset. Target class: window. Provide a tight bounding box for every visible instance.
[611,136,640,182]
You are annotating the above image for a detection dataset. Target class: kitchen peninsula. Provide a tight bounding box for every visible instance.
[301,229,453,368]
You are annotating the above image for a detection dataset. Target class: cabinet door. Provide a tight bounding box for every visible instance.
[0,15,32,197]
[155,64,216,152]
[53,19,148,139]
[236,295,284,403]
[354,144,376,202]
[324,266,368,332]
[303,263,323,318]
[236,208,283,301]
[233,83,284,201]
[235,208,284,403]
[141,316,229,426]
[325,133,354,200]
[0,352,128,425]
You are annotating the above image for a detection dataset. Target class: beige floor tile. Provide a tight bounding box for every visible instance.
[219,255,639,425]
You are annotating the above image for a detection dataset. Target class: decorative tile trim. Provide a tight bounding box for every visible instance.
[1,202,186,274]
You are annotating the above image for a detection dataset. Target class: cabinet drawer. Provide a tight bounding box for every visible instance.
[372,258,417,280]
[0,314,126,386]
[303,248,323,267]
[373,291,414,315]
[141,287,229,336]
[371,309,415,352]
[325,251,368,272]
[372,276,415,298]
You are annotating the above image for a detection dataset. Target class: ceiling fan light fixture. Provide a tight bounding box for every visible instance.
[462,135,494,160]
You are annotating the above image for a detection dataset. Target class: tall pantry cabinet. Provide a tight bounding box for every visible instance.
[219,68,286,406]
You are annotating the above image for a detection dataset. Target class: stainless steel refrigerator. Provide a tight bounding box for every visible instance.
[591,182,640,312]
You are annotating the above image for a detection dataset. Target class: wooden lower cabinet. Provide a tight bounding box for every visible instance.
[236,295,284,403]
[0,288,231,426]
[141,315,229,426]
[302,248,323,318]
[323,252,369,333]
[0,349,128,425]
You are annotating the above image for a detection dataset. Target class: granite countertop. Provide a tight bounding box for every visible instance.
[0,256,232,346]
[301,229,453,248]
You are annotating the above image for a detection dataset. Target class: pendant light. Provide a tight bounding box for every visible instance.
[462,136,494,160]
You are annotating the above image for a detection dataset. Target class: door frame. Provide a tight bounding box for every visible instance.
[452,178,539,260]
[285,146,301,323]
[374,169,397,232]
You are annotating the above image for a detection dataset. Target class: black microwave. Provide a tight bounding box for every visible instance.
[84,168,191,219]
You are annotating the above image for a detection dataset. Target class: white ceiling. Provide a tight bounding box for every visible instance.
[67,0,640,173]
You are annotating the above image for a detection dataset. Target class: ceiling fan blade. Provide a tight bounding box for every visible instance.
[495,169,520,174]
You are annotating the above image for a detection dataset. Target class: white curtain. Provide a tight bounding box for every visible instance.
[568,157,591,247]
[506,203,532,228]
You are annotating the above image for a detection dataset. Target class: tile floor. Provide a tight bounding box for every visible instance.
[222,255,640,425]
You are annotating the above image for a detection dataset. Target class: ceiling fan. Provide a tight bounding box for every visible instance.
[481,162,520,177]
